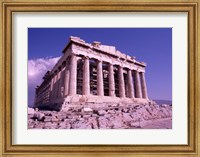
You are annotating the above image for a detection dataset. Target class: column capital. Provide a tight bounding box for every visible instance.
[118,65,123,69]
[62,61,66,67]
[70,53,77,57]
[81,55,89,59]
[58,66,62,71]
[108,62,114,66]
[97,59,102,63]
[137,69,145,73]
[136,67,145,73]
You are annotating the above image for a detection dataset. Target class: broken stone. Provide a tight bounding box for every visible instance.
[28,107,35,115]
[122,108,129,113]
[28,102,172,129]
[83,115,91,118]
[111,104,118,107]
[112,122,123,129]
[32,112,45,121]
[83,107,93,112]
[122,113,132,122]
[44,116,52,122]
[45,122,58,129]
[92,114,98,117]
[107,110,115,114]
[97,110,107,116]
[51,116,59,122]
[58,122,71,129]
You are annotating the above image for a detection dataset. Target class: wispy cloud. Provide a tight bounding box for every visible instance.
[28,56,60,85]
[28,56,60,106]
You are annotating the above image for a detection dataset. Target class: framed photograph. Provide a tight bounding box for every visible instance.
[1,0,199,156]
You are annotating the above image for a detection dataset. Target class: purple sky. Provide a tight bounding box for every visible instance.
[28,28,172,106]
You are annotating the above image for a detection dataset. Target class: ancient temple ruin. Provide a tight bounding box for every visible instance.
[34,36,149,111]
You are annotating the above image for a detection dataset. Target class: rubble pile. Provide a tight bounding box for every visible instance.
[28,102,172,129]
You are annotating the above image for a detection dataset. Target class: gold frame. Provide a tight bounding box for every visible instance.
[0,0,199,156]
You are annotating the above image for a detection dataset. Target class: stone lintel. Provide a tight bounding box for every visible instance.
[73,48,145,72]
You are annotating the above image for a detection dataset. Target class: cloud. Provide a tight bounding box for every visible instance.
[28,56,60,106]
[28,56,60,85]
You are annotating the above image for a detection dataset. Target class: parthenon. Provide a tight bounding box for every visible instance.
[34,36,149,110]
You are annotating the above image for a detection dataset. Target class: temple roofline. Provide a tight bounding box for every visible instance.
[62,36,146,67]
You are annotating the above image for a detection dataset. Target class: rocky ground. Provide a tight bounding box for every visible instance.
[28,102,172,129]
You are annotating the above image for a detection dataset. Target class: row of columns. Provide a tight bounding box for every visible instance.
[68,54,148,99]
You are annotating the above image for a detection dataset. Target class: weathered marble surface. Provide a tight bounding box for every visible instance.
[28,102,172,129]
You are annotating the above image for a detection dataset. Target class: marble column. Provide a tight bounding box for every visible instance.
[140,72,148,99]
[118,66,125,97]
[50,75,54,91]
[69,54,77,95]
[60,66,65,97]
[64,66,70,96]
[55,72,59,98]
[53,72,58,99]
[134,70,142,98]
[108,63,115,96]
[83,57,90,95]
[57,67,62,98]
[50,75,55,100]
[97,60,104,96]
[127,69,134,98]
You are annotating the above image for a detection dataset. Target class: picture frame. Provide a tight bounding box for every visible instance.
[0,0,199,156]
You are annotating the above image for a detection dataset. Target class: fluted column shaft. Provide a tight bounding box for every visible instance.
[57,69,62,98]
[50,75,54,91]
[53,72,58,99]
[60,67,65,97]
[127,69,134,98]
[69,54,77,95]
[50,75,55,100]
[83,57,90,95]
[97,60,104,96]
[118,66,125,97]
[108,63,115,96]
[141,72,148,99]
[134,70,142,98]
[64,65,70,96]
